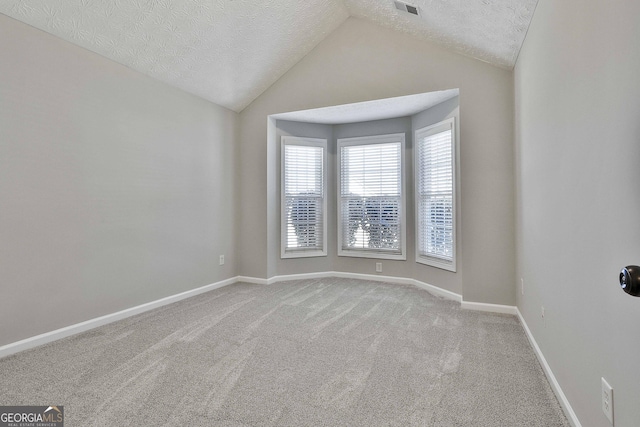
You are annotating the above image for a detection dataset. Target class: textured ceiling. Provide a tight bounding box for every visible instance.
[0,0,350,111]
[0,1,537,112]
[344,0,538,68]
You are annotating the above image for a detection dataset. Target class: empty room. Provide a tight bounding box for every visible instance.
[1,0,639,426]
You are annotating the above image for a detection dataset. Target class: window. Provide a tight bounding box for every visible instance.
[415,118,456,271]
[338,133,406,259]
[281,137,327,258]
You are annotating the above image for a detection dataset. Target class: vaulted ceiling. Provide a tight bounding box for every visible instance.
[0,0,538,112]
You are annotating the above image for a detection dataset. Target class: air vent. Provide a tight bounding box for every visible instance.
[394,1,421,16]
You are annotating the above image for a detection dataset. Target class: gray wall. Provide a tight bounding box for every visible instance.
[0,16,239,346]
[411,98,462,295]
[514,0,640,425]
[332,117,413,276]
[276,117,413,276]
[239,18,515,305]
[275,98,463,296]
[275,120,335,275]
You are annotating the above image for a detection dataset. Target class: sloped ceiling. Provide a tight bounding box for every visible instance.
[344,0,537,68]
[0,0,537,112]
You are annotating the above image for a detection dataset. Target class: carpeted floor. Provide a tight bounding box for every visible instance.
[0,278,569,426]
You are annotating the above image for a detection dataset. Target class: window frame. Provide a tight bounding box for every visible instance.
[337,133,406,260]
[281,136,328,259]
[414,117,457,271]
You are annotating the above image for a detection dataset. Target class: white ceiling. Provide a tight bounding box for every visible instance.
[0,0,537,112]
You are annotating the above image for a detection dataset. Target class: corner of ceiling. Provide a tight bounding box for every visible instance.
[236,11,352,115]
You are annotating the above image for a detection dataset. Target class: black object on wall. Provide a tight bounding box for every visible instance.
[620,266,640,297]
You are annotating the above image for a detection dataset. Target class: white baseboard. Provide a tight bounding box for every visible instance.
[0,276,238,360]
[1,274,579,427]
[334,271,464,302]
[1,272,520,360]
[330,271,416,286]
[236,275,270,285]
[239,273,526,317]
[238,271,463,302]
[516,308,582,427]
[461,301,518,315]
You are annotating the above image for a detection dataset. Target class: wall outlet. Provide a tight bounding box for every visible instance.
[219,255,225,266]
[375,262,382,273]
[521,278,524,295]
[602,377,614,424]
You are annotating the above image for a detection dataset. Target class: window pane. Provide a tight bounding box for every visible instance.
[418,195,453,258]
[340,141,402,254]
[283,142,324,253]
[286,195,323,250]
[417,126,454,264]
[284,145,323,196]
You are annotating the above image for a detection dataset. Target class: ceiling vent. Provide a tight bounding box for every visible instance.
[394,1,421,16]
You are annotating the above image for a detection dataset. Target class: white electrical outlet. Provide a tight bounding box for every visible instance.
[602,377,614,424]
[521,278,524,295]
[375,262,382,273]
[219,255,225,266]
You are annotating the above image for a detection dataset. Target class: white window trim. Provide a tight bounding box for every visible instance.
[337,133,406,260]
[414,117,457,272]
[281,136,328,258]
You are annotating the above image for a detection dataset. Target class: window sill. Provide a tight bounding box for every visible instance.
[338,250,406,261]
[281,250,327,259]
[416,256,456,272]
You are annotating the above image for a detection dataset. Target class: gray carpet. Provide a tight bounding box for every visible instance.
[0,278,569,426]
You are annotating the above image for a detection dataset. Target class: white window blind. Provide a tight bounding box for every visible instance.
[415,118,456,271]
[281,137,327,257]
[338,134,405,259]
